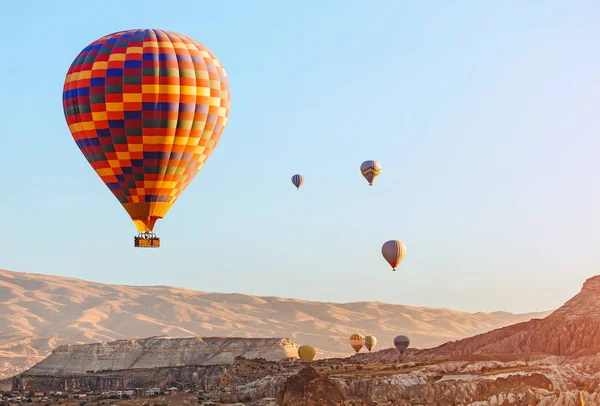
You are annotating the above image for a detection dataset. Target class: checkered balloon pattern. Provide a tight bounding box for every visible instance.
[62,29,230,232]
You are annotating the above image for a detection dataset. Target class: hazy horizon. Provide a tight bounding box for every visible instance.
[0,0,598,314]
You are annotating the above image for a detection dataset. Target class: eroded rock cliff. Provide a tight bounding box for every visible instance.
[276,366,345,406]
[21,336,297,377]
[415,276,600,359]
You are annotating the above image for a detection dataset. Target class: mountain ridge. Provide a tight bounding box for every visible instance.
[411,275,600,359]
[0,268,553,312]
[0,268,552,378]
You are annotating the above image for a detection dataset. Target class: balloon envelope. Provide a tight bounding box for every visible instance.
[62,29,230,233]
[349,333,365,353]
[291,174,304,189]
[365,335,377,352]
[382,240,407,270]
[394,335,410,354]
[298,345,316,362]
[360,160,382,185]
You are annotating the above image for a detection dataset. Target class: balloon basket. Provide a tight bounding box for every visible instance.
[134,232,160,248]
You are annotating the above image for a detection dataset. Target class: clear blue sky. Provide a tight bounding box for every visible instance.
[0,1,598,314]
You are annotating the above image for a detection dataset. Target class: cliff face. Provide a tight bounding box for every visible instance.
[332,373,554,405]
[14,357,303,393]
[416,276,600,358]
[276,367,345,406]
[238,357,598,406]
[14,364,227,393]
[22,336,297,377]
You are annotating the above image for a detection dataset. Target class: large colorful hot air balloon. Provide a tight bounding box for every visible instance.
[62,29,230,247]
[291,174,304,190]
[393,335,410,354]
[360,160,382,186]
[365,335,377,352]
[382,240,407,271]
[349,333,365,353]
[298,345,316,362]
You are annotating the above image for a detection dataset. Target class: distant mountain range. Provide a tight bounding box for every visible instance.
[0,269,552,378]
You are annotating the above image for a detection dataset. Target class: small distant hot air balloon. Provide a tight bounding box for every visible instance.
[349,333,365,353]
[291,174,304,190]
[393,335,410,355]
[382,240,407,271]
[360,160,382,186]
[365,336,377,352]
[298,345,316,362]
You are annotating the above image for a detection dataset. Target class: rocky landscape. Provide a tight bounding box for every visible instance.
[9,274,600,405]
[21,336,297,377]
[413,274,600,360]
[11,351,598,405]
[0,269,551,378]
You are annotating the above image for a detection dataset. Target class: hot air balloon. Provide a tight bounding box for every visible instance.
[382,240,407,271]
[364,336,377,352]
[360,160,382,186]
[298,345,316,362]
[349,333,365,353]
[291,174,304,190]
[62,29,230,247]
[393,335,410,355]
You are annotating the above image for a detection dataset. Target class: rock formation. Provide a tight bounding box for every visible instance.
[20,336,297,377]
[276,366,345,406]
[14,356,304,393]
[14,341,600,405]
[238,356,599,405]
[413,275,600,359]
[14,363,228,393]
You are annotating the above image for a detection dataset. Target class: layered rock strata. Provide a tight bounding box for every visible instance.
[21,336,297,377]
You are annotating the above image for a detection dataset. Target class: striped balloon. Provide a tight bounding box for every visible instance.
[360,160,382,185]
[62,29,230,235]
[291,174,304,190]
[349,333,365,353]
[381,240,407,271]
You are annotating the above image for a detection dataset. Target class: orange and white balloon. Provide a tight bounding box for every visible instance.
[349,333,365,353]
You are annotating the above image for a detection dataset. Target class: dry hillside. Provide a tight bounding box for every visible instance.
[0,269,551,378]
[415,274,600,359]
